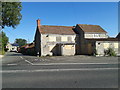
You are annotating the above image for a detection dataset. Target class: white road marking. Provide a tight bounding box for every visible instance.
[7,64,17,66]
[19,56,33,65]
[35,59,38,61]
[20,56,24,59]
[32,62,118,66]
[25,60,33,65]
[1,68,118,73]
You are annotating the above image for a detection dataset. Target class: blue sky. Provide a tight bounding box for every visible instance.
[3,2,118,43]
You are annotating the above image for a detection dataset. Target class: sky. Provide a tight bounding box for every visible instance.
[3,2,118,43]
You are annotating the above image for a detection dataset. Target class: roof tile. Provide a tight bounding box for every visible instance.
[78,24,107,33]
[38,25,75,35]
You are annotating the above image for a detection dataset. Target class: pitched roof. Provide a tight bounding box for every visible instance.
[20,44,29,48]
[27,44,34,49]
[38,25,75,35]
[11,43,19,46]
[77,24,107,33]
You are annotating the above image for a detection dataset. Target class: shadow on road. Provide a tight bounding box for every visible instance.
[5,52,21,57]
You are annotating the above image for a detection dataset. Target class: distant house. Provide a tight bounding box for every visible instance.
[6,43,19,52]
[19,42,35,55]
[33,19,119,56]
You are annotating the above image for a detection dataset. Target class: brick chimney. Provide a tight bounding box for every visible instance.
[37,19,40,26]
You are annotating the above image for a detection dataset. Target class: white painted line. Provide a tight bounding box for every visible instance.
[35,59,38,61]
[20,56,24,59]
[32,62,118,66]
[19,56,33,65]
[7,64,17,66]
[25,60,33,65]
[1,68,118,73]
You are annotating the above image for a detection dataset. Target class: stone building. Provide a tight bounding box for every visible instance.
[74,24,109,55]
[6,43,19,52]
[34,19,76,56]
[34,19,119,56]
[19,42,35,55]
[73,24,120,56]
[86,38,120,56]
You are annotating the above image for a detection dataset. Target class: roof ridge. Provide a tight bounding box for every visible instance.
[78,24,100,26]
[42,25,73,28]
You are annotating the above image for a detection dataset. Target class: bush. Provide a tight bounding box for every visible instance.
[104,48,116,56]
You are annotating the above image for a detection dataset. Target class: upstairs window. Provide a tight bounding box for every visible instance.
[49,36,56,42]
[61,36,67,41]
[94,34,100,37]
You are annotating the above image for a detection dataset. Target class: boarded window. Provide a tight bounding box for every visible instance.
[100,34,106,37]
[49,36,56,42]
[114,43,118,48]
[67,37,72,42]
[104,43,109,49]
[61,36,67,41]
[64,45,72,49]
[85,34,93,38]
[56,37,61,42]
[94,34,100,37]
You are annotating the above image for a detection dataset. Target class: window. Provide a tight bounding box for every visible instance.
[94,34,100,37]
[114,43,118,48]
[61,36,67,41]
[104,43,109,49]
[68,37,72,42]
[49,36,56,42]
[56,37,61,42]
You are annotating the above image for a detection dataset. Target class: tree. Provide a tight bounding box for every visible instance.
[0,31,9,54]
[15,38,27,47]
[1,2,22,29]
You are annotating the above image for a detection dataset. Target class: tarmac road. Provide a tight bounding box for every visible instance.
[1,52,119,88]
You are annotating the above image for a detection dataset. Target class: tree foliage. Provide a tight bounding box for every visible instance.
[0,31,9,54]
[1,2,22,29]
[15,38,27,47]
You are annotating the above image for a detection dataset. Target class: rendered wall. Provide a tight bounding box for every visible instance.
[96,41,120,56]
[41,34,76,56]
[85,33,108,38]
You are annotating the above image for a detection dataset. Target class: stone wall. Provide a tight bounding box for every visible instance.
[96,41,120,56]
[41,34,76,56]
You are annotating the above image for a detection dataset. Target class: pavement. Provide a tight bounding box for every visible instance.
[0,55,4,59]
[1,52,119,88]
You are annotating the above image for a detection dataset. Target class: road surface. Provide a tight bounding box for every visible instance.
[1,52,119,88]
